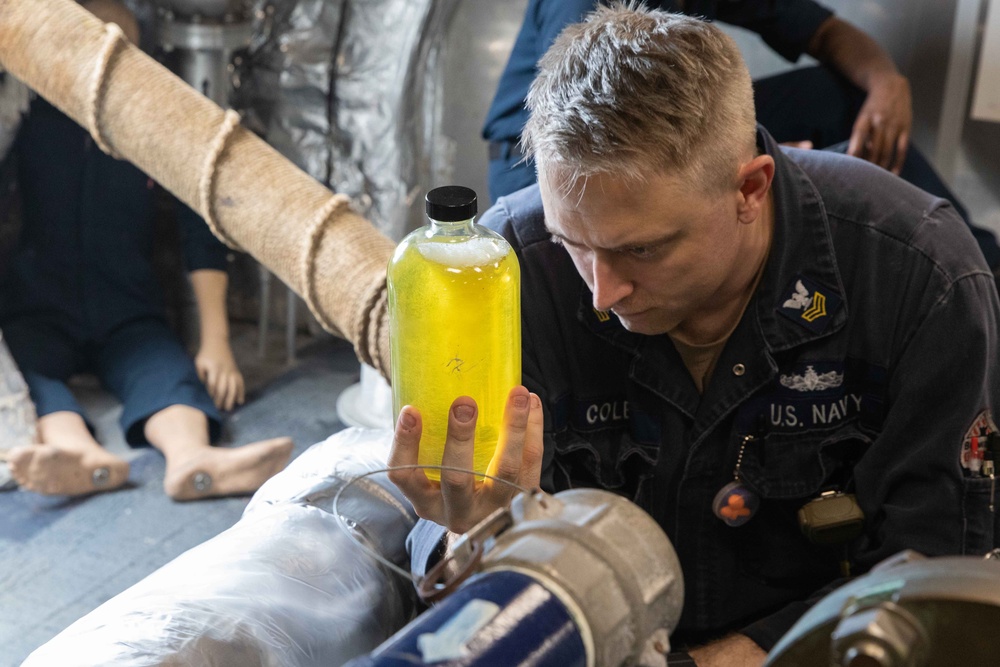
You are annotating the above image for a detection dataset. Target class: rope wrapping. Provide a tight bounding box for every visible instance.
[199,109,244,250]
[365,285,390,374]
[86,23,125,158]
[0,0,397,376]
[302,194,354,336]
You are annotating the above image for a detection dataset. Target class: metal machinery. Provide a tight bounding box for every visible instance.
[765,550,1000,666]
[347,509,1000,666]
[16,431,685,667]
[154,0,252,107]
[348,488,686,667]
[150,0,298,360]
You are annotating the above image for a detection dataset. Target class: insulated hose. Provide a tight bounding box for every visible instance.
[0,0,395,375]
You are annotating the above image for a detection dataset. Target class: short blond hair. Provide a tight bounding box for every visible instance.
[523,3,757,193]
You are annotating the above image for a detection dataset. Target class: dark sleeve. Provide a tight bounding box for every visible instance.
[520,289,560,494]
[483,0,608,143]
[741,578,846,650]
[177,199,228,272]
[481,197,560,494]
[714,0,834,62]
[851,269,999,563]
[744,262,1000,650]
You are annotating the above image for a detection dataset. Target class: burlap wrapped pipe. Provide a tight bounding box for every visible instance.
[0,0,394,374]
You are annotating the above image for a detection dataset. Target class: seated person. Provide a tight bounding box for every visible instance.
[484,0,1000,275]
[0,0,292,500]
[390,6,999,665]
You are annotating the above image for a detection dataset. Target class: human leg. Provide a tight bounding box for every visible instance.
[8,411,129,495]
[98,319,291,500]
[144,404,291,500]
[2,320,129,495]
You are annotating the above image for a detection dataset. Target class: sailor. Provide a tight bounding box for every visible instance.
[389,7,1000,664]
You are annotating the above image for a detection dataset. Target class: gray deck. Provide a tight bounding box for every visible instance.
[0,337,359,666]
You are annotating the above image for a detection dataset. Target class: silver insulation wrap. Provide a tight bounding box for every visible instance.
[22,429,419,666]
[235,0,459,240]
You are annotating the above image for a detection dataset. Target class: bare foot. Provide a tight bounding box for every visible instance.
[163,437,293,501]
[6,444,129,496]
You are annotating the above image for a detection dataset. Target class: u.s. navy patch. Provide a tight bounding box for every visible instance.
[777,275,842,333]
[961,410,997,472]
[734,359,887,435]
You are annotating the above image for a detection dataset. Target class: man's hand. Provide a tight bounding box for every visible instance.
[195,340,246,411]
[388,386,544,534]
[808,17,913,175]
[847,72,912,174]
[688,634,767,666]
[189,268,244,410]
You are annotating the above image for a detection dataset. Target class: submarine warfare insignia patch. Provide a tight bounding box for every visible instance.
[777,275,842,334]
[961,410,997,474]
[780,365,844,392]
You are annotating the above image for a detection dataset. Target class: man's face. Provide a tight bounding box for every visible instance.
[540,167,756,338]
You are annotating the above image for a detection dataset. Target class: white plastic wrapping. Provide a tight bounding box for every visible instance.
[22,428,419,666]
[1,329,37,490]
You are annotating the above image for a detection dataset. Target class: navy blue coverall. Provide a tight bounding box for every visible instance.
[411,128,1000,651]
[0,98,223,445]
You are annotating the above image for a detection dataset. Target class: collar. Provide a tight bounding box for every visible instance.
[578,127,847,352]
[753,126,848,352]
[574,127,847,414]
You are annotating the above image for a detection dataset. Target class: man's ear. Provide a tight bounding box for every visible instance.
[736,154,774,224]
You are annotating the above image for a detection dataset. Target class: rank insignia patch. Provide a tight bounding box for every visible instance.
[581,299,621,333]
[961,410,998,474]
[777,275,842,333]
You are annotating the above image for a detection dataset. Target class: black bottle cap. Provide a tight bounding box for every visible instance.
[426,186,477,222]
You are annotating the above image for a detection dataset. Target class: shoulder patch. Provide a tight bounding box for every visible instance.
[961,410,998,474]
[777,274,842,334]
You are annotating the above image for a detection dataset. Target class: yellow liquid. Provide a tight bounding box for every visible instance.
[388,234,521,481]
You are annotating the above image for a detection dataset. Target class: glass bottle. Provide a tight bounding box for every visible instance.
[387,186,521,480]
